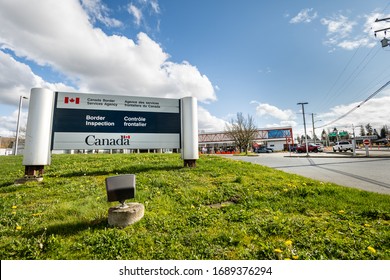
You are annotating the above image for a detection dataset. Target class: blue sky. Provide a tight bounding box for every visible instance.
[1,0,390,138]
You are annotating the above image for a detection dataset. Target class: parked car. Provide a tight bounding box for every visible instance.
[333,141,353,152]
[314,143,324,152]
[296,143,319,153]
[255,147,272,153]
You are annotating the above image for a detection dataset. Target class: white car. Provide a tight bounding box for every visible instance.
[333,141,353,152]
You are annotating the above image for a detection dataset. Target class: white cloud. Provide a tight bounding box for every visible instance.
[317,93,390,130]
[290,8,318,24]
[0,109,28,137]
[149,0,161,14]
[0,51,74,105]
[0,0,218,136]
[251,101,296,121]
[337,38,376,50]
[320,11,384,50]
[0,0,216,102]
[128,3,143,26]
[81,0,122,27]
[197,106,228,132]
[321,15,356,38]
[0,51,75,136]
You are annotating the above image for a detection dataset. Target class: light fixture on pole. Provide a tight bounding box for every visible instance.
[14,96,28,155]
[297,102,309,156]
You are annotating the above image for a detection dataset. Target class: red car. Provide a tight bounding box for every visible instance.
[296,144,319,153]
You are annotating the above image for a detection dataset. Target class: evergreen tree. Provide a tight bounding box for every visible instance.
[365,123,373,135]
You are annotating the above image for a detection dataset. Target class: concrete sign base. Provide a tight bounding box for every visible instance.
[108,202,144,228]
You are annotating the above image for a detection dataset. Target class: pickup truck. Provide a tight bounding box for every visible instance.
[333,141,353,152]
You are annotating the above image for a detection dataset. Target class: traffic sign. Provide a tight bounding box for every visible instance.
[363,139,370,145]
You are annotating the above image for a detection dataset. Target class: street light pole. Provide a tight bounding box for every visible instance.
[297,102,309,156]
[14,96,28,155]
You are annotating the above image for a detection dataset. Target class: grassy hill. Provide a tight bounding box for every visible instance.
[0,153,389,260]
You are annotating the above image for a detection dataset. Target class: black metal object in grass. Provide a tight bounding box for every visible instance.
[105,174,135,207]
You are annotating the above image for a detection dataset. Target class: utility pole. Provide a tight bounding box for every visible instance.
[297,102,309,156]
[312,113,316,144]
[311,113,322,145]
[374,17,390,48]
[352,124,356,157]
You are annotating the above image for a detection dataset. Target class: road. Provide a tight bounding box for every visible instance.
[222,152,390,195]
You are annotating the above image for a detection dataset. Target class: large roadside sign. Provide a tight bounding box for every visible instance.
[51,92,181,150]
[22,88,199,179]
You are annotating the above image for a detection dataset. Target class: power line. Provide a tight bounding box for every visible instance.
[319,4,390,112]
[351,59,390,103]
[331,46,380,103]
[317,80,390,129]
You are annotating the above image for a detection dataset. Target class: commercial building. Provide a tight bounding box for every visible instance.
[199,126,293,153]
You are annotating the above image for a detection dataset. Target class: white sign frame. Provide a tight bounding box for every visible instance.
[23,88,198,173]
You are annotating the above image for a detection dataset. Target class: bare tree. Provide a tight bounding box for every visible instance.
[225,112,257,154]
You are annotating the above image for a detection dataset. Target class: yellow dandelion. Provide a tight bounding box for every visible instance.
[364,223,371,227]
[338,210,345,214]
[191,205,195,209]
[32,213,43,217]
[285,240,293,247]
[274,248,282,254]
[367,246,376,254]
[12,206,17,209]
[12,211,16,215]
[292,255,299,260]
[16,226,22,231]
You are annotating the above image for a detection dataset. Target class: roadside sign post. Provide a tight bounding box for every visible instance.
[18,88,199,182]
[287,137,293,156]
[363,139,370,157]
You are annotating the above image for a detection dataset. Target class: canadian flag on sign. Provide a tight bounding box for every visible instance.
[64,97,80,104]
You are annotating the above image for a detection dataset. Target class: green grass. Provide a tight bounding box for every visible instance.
[0,153,389,260]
